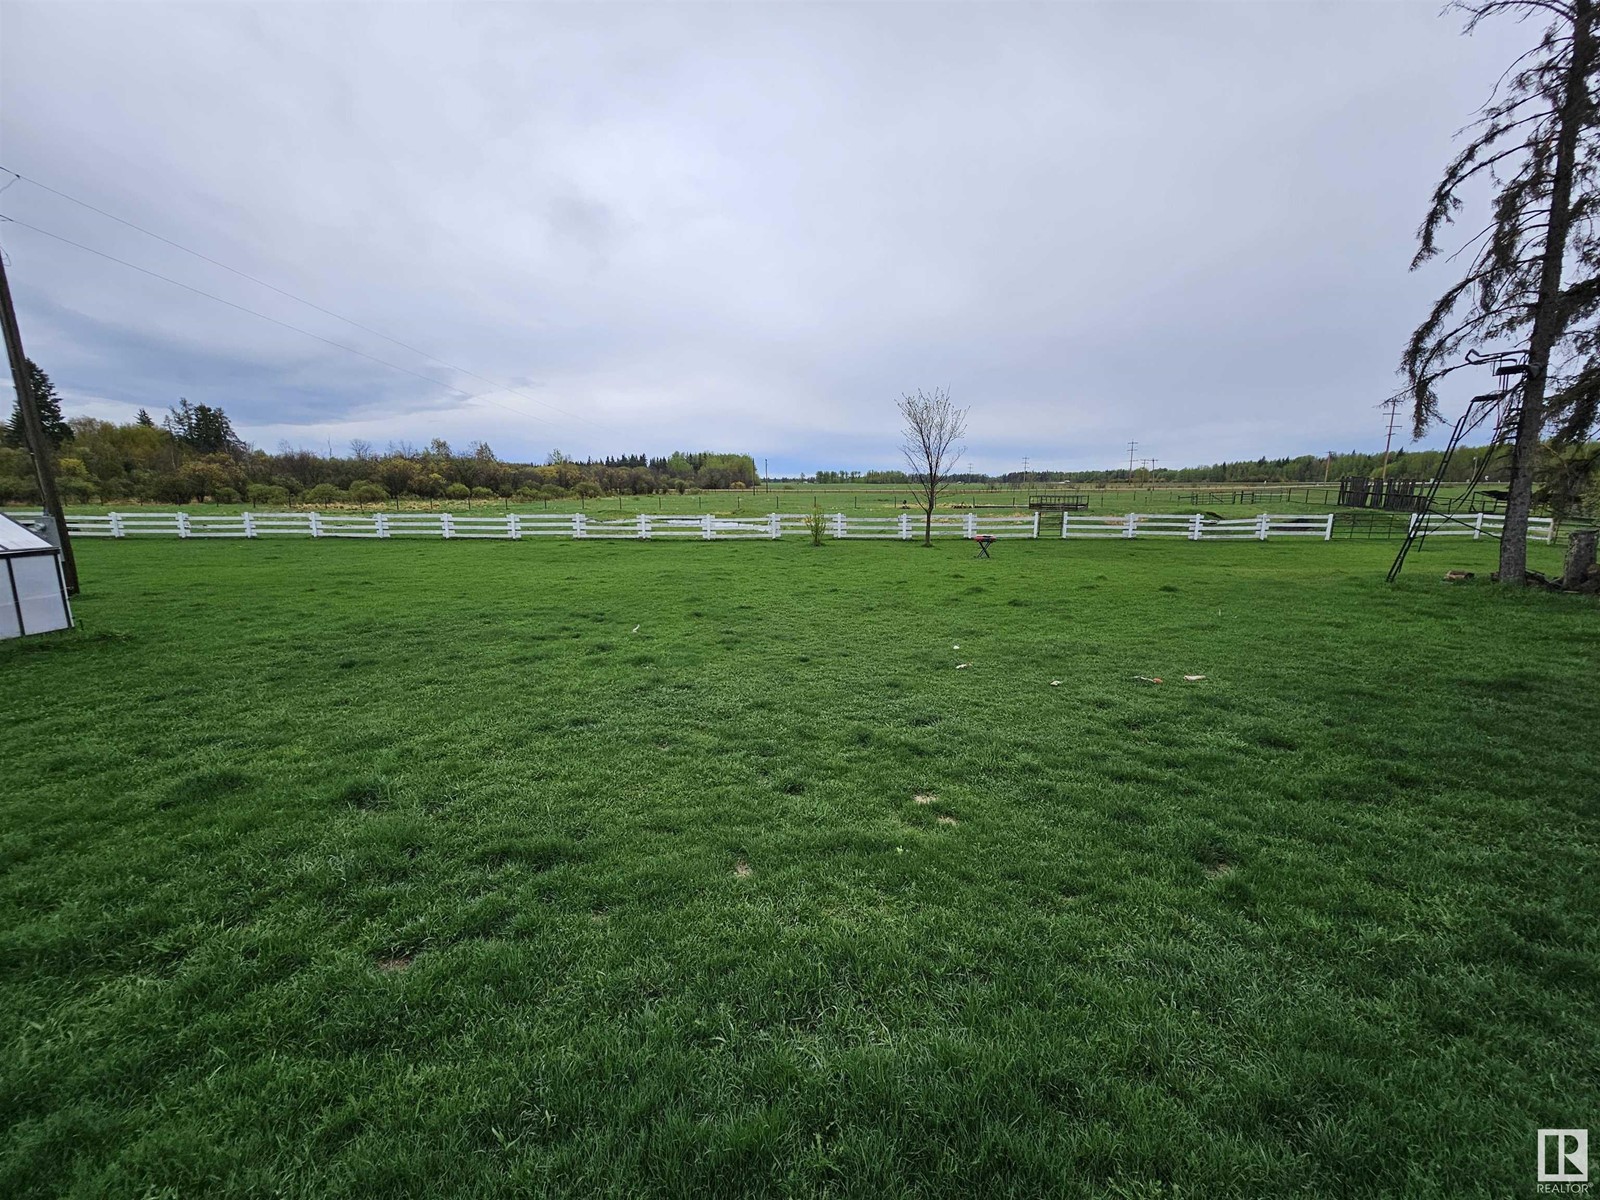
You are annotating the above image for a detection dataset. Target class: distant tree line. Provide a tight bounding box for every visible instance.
[815,447,1536,486]
[0,364,759,505]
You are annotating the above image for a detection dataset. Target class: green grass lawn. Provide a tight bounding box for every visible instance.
[2,535,1595,1198]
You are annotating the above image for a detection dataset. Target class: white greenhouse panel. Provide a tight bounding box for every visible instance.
[4,553,72,637]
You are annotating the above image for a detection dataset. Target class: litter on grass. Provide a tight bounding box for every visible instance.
[1134,676,1163,684]
[631,625,640,633]
[956,662,971,670]
[1050,680,1062,686]
[1183,674,1206,682]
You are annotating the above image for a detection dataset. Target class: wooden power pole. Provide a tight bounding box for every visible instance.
[0,241,78,594]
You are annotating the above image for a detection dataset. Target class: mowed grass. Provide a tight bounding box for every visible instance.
[1,533,1596,1198]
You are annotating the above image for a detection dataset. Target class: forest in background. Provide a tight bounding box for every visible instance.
[2,361,1592,507]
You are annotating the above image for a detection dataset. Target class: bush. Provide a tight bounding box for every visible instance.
[470,486,495,500]
[444,483,470,501]
[805,506,828,547]
[575,481,602,499]
[213,487,241,504]
[247,484,290,507]
[302,483,346,505]
[349,482,389,506]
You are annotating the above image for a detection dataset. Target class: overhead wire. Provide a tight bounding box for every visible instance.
[0,213,552,428]
[0,165,602,430]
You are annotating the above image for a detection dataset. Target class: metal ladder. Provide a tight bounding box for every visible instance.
[1387,354,1526,583]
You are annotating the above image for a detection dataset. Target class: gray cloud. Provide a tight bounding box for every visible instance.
[0,1,1539,472]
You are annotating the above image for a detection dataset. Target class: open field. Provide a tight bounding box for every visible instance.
[2,535,1596,1197]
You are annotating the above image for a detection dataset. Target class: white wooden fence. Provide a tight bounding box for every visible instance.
[43,510,1043,541]
[1407,511,1555,542]
[9,509,1367,544]
[1061,512,1335,540]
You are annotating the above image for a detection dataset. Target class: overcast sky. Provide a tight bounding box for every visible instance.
[0,1,1542,474]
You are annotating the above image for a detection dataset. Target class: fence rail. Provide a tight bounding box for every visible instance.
[1407,512,1556,542]
[1062,512,1336,540]
[40,510,1049,542]
[0,509,1376,544]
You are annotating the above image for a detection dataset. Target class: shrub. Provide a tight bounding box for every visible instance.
[349,482,389,506]
[805,505,828,547]
[575,481,602,498]
[302,483,346,505]
[246,484,290,507]
[444,483,470,501]
[470,486,495,500]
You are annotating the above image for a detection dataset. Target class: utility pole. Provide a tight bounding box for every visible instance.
[1379,401,1404,481]
[0,240,78,594]
[1127,439,1138,483]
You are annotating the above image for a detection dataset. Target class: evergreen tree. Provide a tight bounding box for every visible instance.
[1404,0,1600,584]
[3,358,73,449]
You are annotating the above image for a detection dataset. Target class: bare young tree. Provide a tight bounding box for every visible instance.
[897,387,968,547]
[1404,0,1600,584]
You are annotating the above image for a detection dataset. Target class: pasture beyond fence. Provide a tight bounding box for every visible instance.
[11,509,1378,543]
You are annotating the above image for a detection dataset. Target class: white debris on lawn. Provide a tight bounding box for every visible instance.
[955,662,971,670]
[1183,674,1206,682]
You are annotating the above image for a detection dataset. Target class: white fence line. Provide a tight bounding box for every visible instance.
[10,509,1368,545]
[1062,512,1336,541]
[1408,512,1555,542]
[45,510,1047,542]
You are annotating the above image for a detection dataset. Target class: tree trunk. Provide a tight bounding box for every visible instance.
[923,504,933,547]
[1563,528,1598,589]
[1502,0,1595,584]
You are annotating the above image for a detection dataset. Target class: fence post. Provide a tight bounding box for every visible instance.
[440,512,453,540]
[176,511,191,539]
[374,512,388,539]
[1323,513,1334,541]
[1189,512,1203,541]
[243,511,257,539]
[1256,513,1269,541]
[768,511,781,539]
[965,512,976,538]
[1473,511,1484,541]
[833,512,846,538]
[1124,512,1138,539]
[1031,511,1040,539]
[702,513,714,540]
[574,513,586,539]
[307,511,322,538]
[1061,511,1070,538]
[638,513,650,540]
[110,512,125,538]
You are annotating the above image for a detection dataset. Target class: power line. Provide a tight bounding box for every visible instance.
[0,214,545,428]
[0,165,600,430]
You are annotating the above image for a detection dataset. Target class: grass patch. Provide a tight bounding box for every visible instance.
[0,535,1596,1197]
